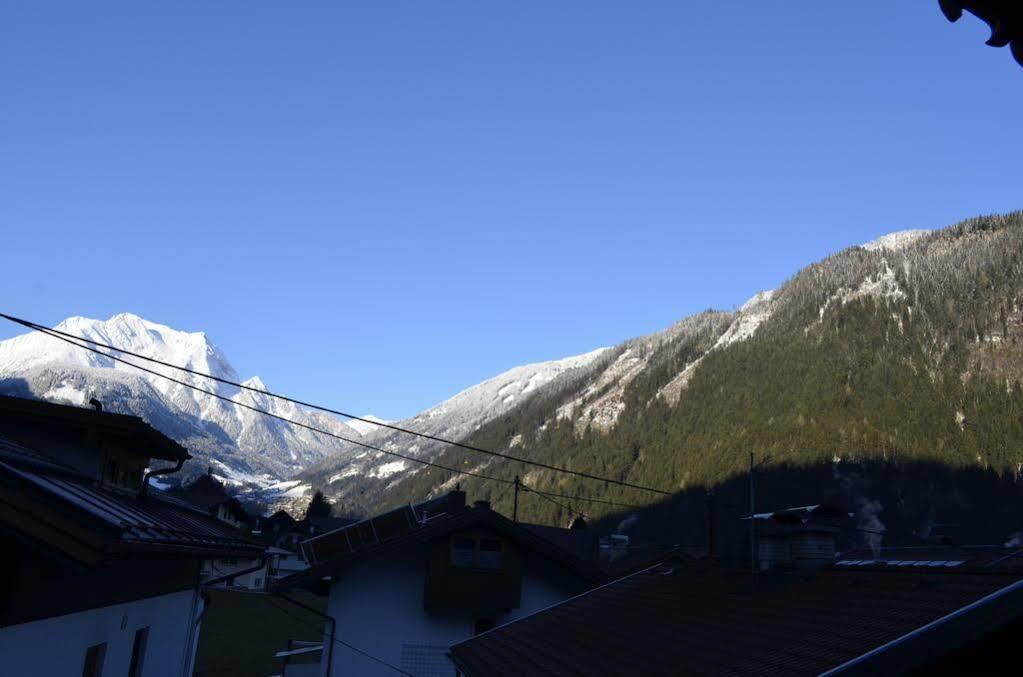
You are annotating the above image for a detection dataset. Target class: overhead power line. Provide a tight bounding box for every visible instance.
[0,312,672,497]
[525,486,588,519]
[524,487,642,511]
[13,321,515,484]
[2,316,649,512]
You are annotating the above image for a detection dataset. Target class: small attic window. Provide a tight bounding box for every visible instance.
[450,535,504,569]
[477,538,504,569]
[451,536,476,567]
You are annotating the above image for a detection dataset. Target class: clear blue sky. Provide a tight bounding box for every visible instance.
[2,2,1020,420]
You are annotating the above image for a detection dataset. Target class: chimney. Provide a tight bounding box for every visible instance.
[447,489,466,512]
[89,398,103,412]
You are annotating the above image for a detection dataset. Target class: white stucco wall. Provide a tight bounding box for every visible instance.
[323,549,573,677]
[0,588,201,677]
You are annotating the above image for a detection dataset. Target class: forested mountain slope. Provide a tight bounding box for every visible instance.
[362,212,1023,544]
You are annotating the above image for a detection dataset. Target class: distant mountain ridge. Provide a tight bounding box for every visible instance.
[0,312,610,502]
[339,212,1023,531]
[5,213,1020,528]
[0,313,362,484]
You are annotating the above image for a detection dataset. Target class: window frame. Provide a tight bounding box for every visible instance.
[82,642,107,677]
[449,535,505,570]
[128,627,149,677]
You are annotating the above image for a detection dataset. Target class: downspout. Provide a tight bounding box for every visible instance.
[182,556,268,674]
[141,458,184,495]
[181,569,206,677]
[277,592,336,677]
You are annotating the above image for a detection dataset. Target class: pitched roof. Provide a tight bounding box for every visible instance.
[521,523,599,565]
[276,497,606,591]
[0,436,262,562]
[450,555,1023,676]
[0,394,189,462]
[171,472,233,509]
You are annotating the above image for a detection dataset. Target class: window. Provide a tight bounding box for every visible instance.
[451,536,476,567]
[253,577,263,589]
[129,627,148,677]
[105,459,120,485]
[477,539,503,569]
[450,535,504,569]
[82,642,106,677]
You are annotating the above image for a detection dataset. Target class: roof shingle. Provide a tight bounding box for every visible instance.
[450,558,1023,676]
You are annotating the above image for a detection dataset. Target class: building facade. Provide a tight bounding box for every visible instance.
[0,395,264,677]
[278,492,604,677]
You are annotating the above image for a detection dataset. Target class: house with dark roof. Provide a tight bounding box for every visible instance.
[449,546,1023,676]
[275,490,606,677]
[750,503,851,573]
[171,469,279,591]
[172,469,253,529]
[0,395,264,676]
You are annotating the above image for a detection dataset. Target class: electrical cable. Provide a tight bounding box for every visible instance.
[265,596,415,676]
[0,312,671,497]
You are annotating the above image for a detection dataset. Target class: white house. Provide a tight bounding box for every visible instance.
[197,545,307,591]
[200,553,272,591]
[277,491,605,677]
[269,545,308,581]
[0,395,265,677]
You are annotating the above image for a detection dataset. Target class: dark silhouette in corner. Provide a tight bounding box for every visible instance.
[939,1,1023,67]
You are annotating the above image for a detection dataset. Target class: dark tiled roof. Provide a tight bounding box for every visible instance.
[521,524,599,565]
[0,441,262,559]
[602,542,678,578]
[171,473,232,509]
[0,432,80,475]
[0,394,190,461]
[450,558,1023,676]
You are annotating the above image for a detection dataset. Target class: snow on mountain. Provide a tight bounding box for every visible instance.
[861,229,931,252]
[293,347,610,506]
[344,415,391,437]
[404,347,609,435]
[713,289,776,350]
[0,312,613,511]
[653,290,777,407]
[0,313,361,487]
[0,313,240,421]
[652,227,929,408]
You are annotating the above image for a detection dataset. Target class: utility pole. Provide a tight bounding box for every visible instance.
[749,451,757,588]
[705,490,715,559]
[513,475,520,523]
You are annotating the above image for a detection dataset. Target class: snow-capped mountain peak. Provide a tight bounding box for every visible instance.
[242,375,268,392]
[0,312,608,503]
[0,313,351,488]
